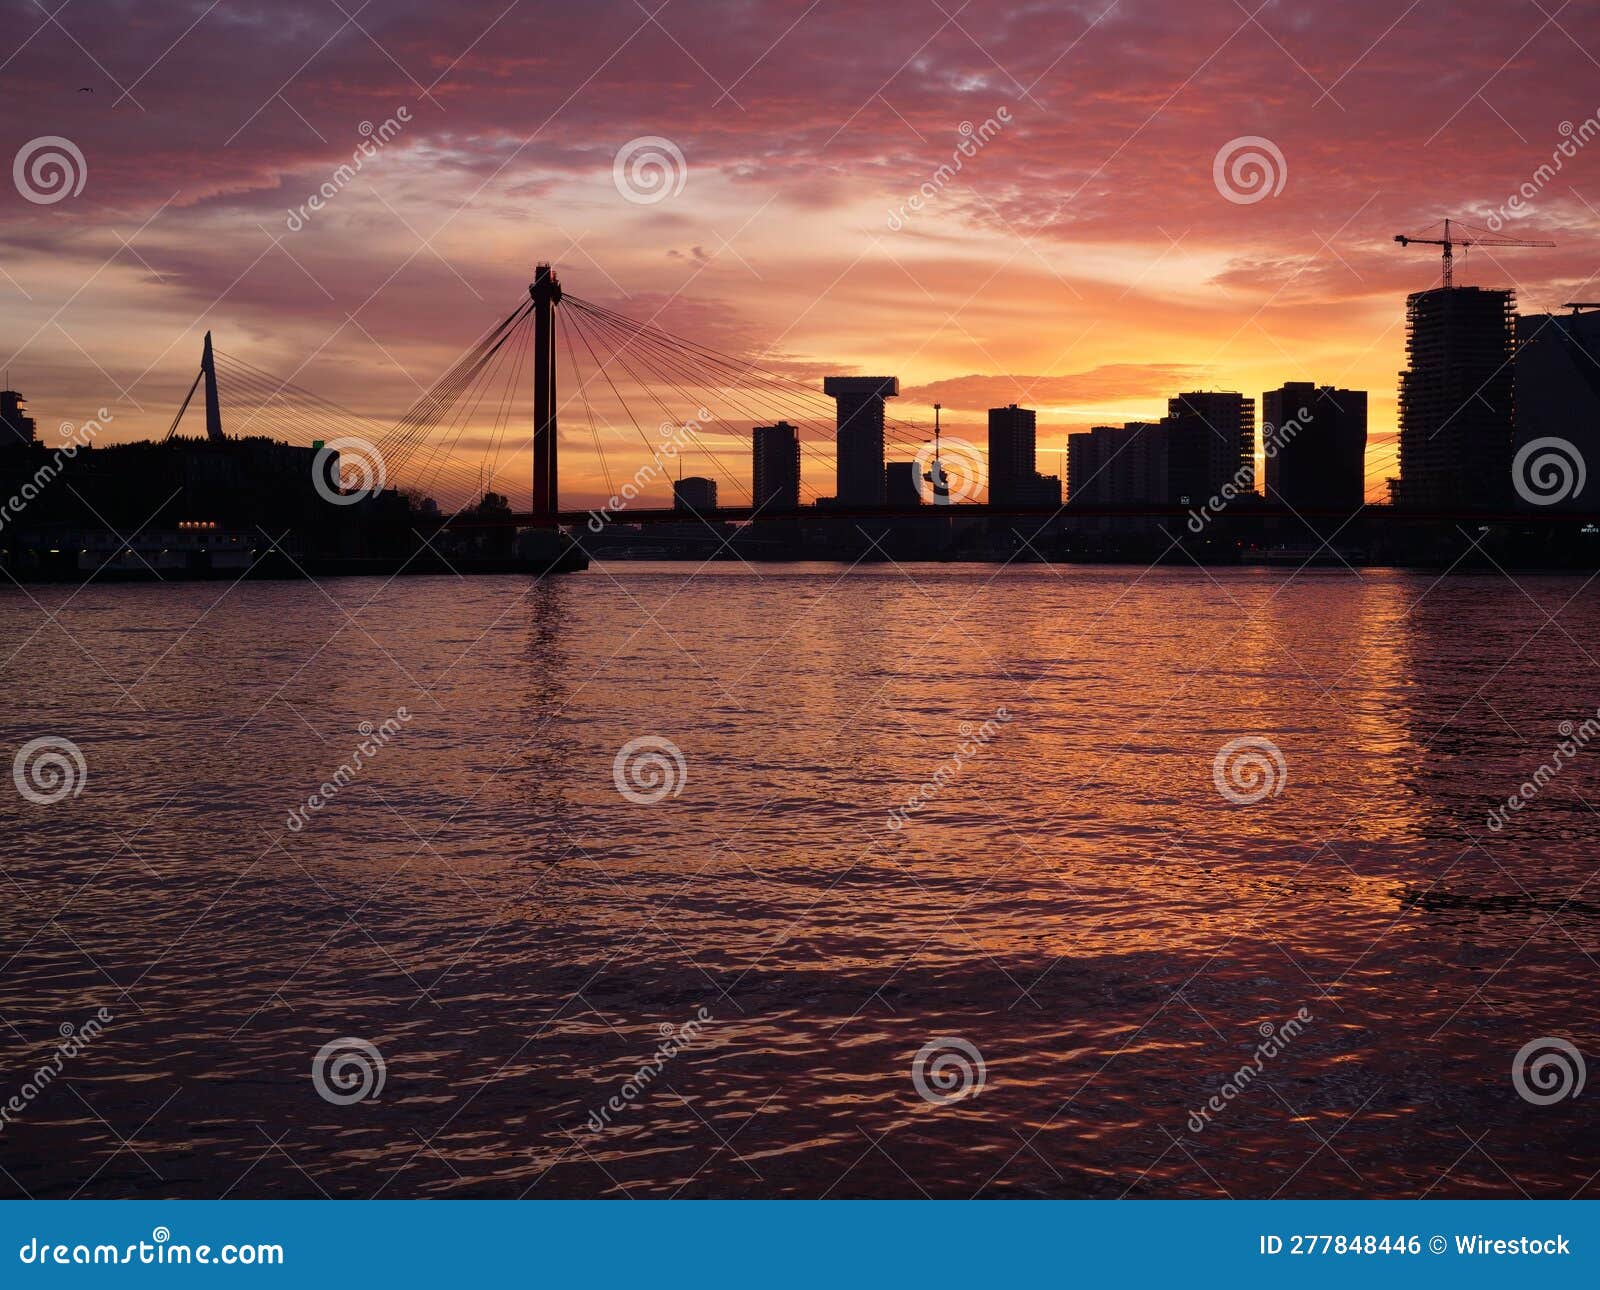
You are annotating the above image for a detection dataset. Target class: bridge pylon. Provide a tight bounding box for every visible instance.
[530,263,562,520]
[163,330,227,443]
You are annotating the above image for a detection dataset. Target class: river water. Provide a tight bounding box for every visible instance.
[2,562,1598,1197]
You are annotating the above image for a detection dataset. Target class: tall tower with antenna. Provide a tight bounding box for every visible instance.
[924,402,952,504]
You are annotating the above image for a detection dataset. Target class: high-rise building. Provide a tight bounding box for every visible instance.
[1262,383,1368,513]
[752,421,801,514]
[884,461,921,507]
[673,476,717,513]
[823,376,898,505]
[1067,423,1167,505]
[1,390,37,447]
[1394,286,1516,508]
[1165,392,1254,506]
[1066,432,1102,504]
[1513,309,1600,511]
[987,404,1062,507]
[988,403,1034,504]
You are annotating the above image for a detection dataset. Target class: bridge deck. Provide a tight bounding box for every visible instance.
[438,504,1600,528]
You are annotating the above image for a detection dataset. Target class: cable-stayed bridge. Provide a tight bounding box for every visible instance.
[183,263,976,529]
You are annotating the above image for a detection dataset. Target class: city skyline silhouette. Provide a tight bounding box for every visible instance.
[3,0,1600,1218]
[3,0,1597,514]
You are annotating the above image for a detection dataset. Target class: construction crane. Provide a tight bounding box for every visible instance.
[1393,218,1554,288]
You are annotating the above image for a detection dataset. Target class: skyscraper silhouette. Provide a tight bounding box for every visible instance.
[987,404,1061,506]
[824,376,898,505]
[884,461,921,507]
[1513,308,1599,511]
[1165,392,1254,505]
[752,421,801,513]
[1262,383,1367,513]
[1067,423,1166,505]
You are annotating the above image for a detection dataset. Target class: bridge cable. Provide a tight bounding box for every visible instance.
[564,299,835,499]
[559,307,617,501]
[568,305,754,502]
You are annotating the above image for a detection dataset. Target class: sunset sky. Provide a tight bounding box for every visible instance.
[3,0,1598,506]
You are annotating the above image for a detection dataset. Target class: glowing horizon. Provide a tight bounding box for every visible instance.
[3,0,1596,508]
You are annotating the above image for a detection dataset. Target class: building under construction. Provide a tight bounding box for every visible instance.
[1394,286,1516,508]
